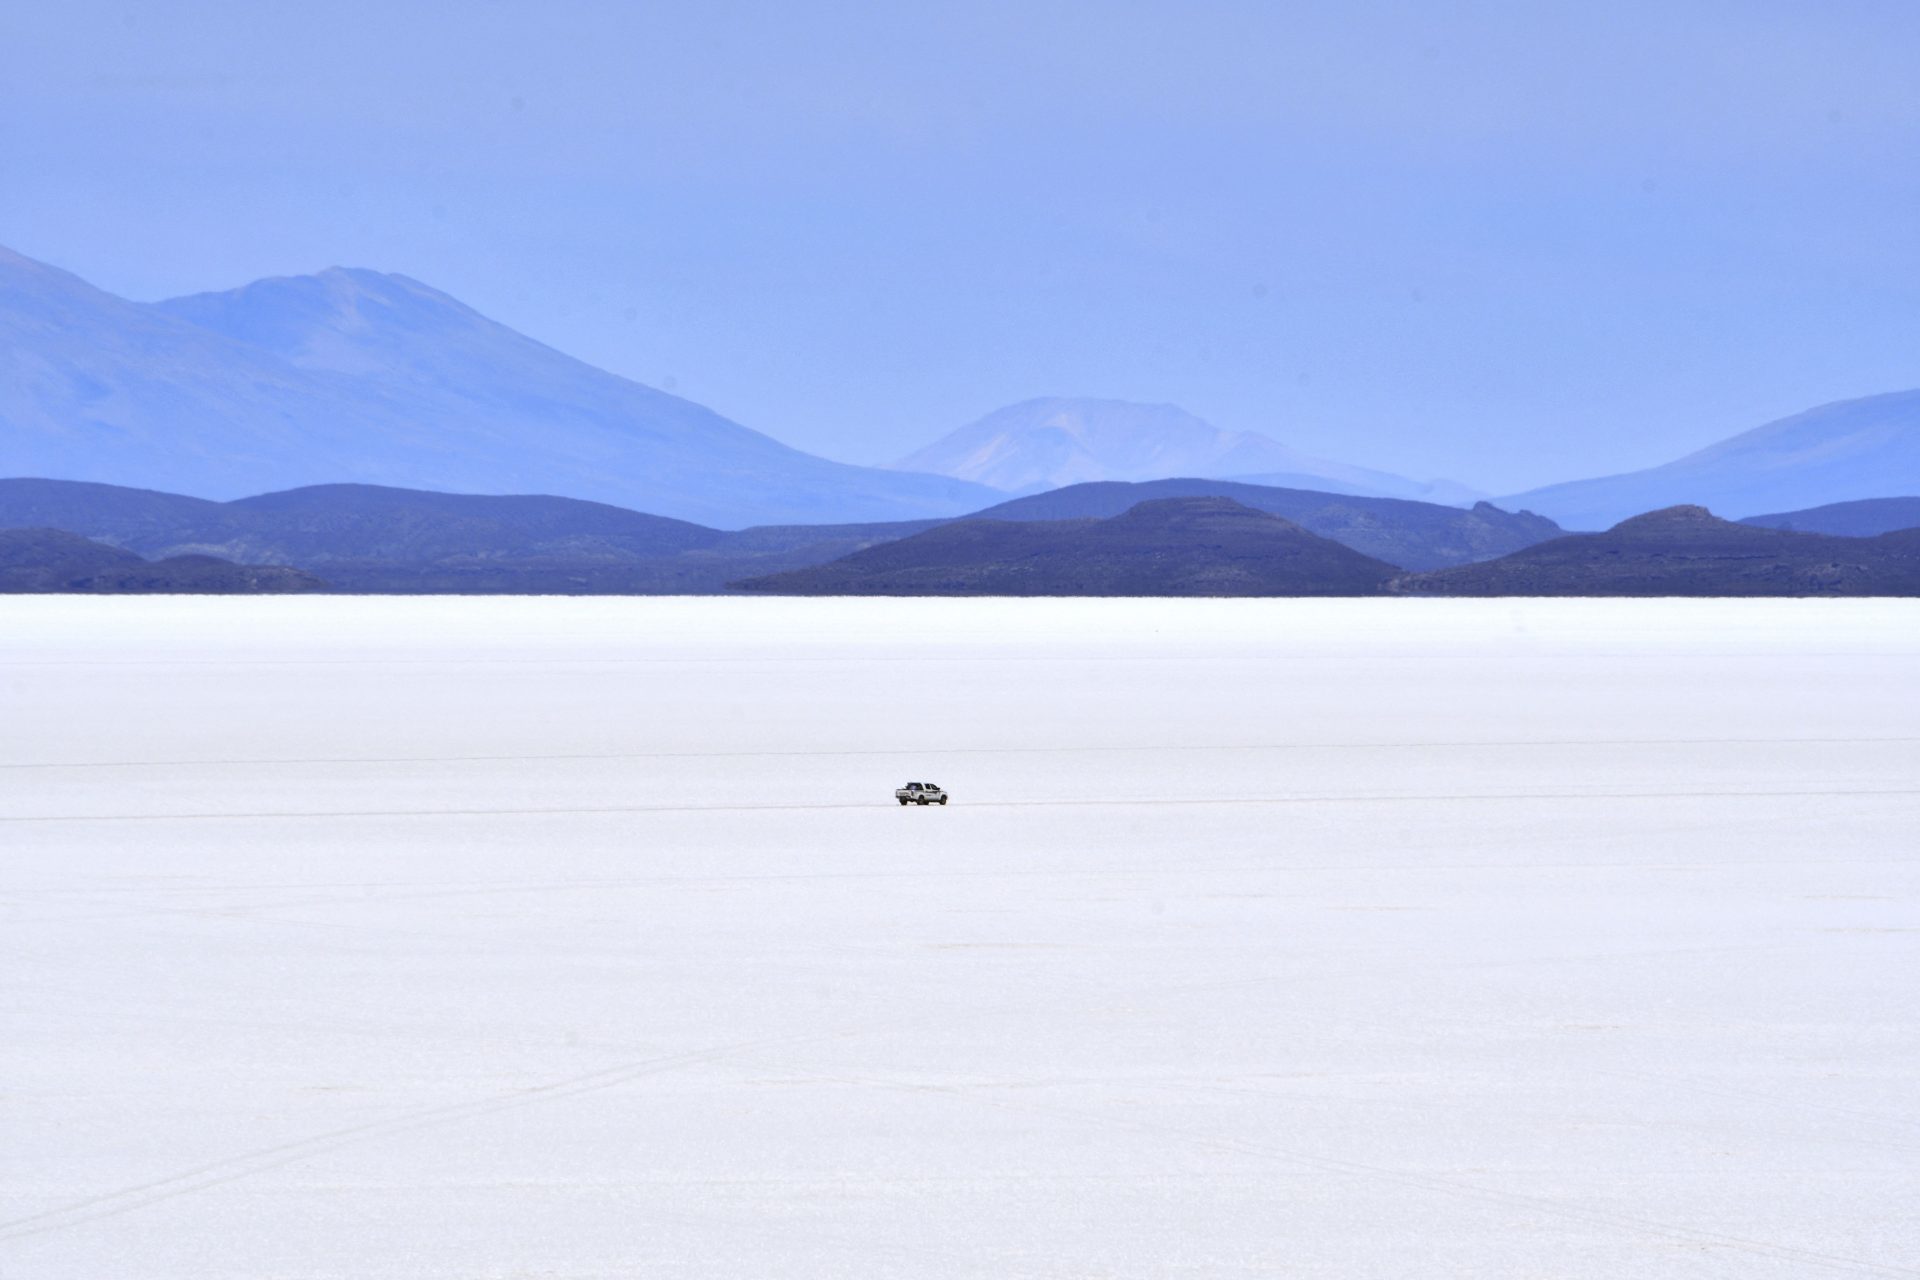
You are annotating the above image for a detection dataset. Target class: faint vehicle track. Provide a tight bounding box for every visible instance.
[5,785,1920,825]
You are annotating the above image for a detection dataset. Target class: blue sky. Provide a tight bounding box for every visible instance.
[3,0,1916,492]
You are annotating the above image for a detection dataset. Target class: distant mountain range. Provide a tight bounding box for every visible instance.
[7,245,1920,539]
[894,398,1480,503]
[898,391,1920,527]
[0,246,999,528]
[0,527,324,593]
[1393,505,1920,596]
[0,476,1555,592]
[4,478,1918,595]
[735,497,1400,596]
[746,501,1920,598]
[0,479,924,594]
[1502,392,1920,529]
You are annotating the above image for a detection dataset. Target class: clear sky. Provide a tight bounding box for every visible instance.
[3,0,1916,492]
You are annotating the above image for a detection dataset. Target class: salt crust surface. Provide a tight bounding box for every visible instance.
[3,598,1917,1278]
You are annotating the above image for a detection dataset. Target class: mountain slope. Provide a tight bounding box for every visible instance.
[0,478,721,560]
[218,485,725,563]
[895,398,1467,501]
[0,478,934,594]
[964,478,1559,570]
[1502,392,1920,529]
[0,527,325,593]
[1393,505,1920,596]
[0,246,1001,527]
[734,497,1400,595]
[0,478,225,543]
[1226,471,1484,506]
[1741,496,1920,537]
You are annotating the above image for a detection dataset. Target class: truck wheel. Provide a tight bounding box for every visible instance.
[898,798,908,806]
[938,797,948,805]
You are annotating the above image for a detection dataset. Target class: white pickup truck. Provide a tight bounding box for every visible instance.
[895,781,949,806]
